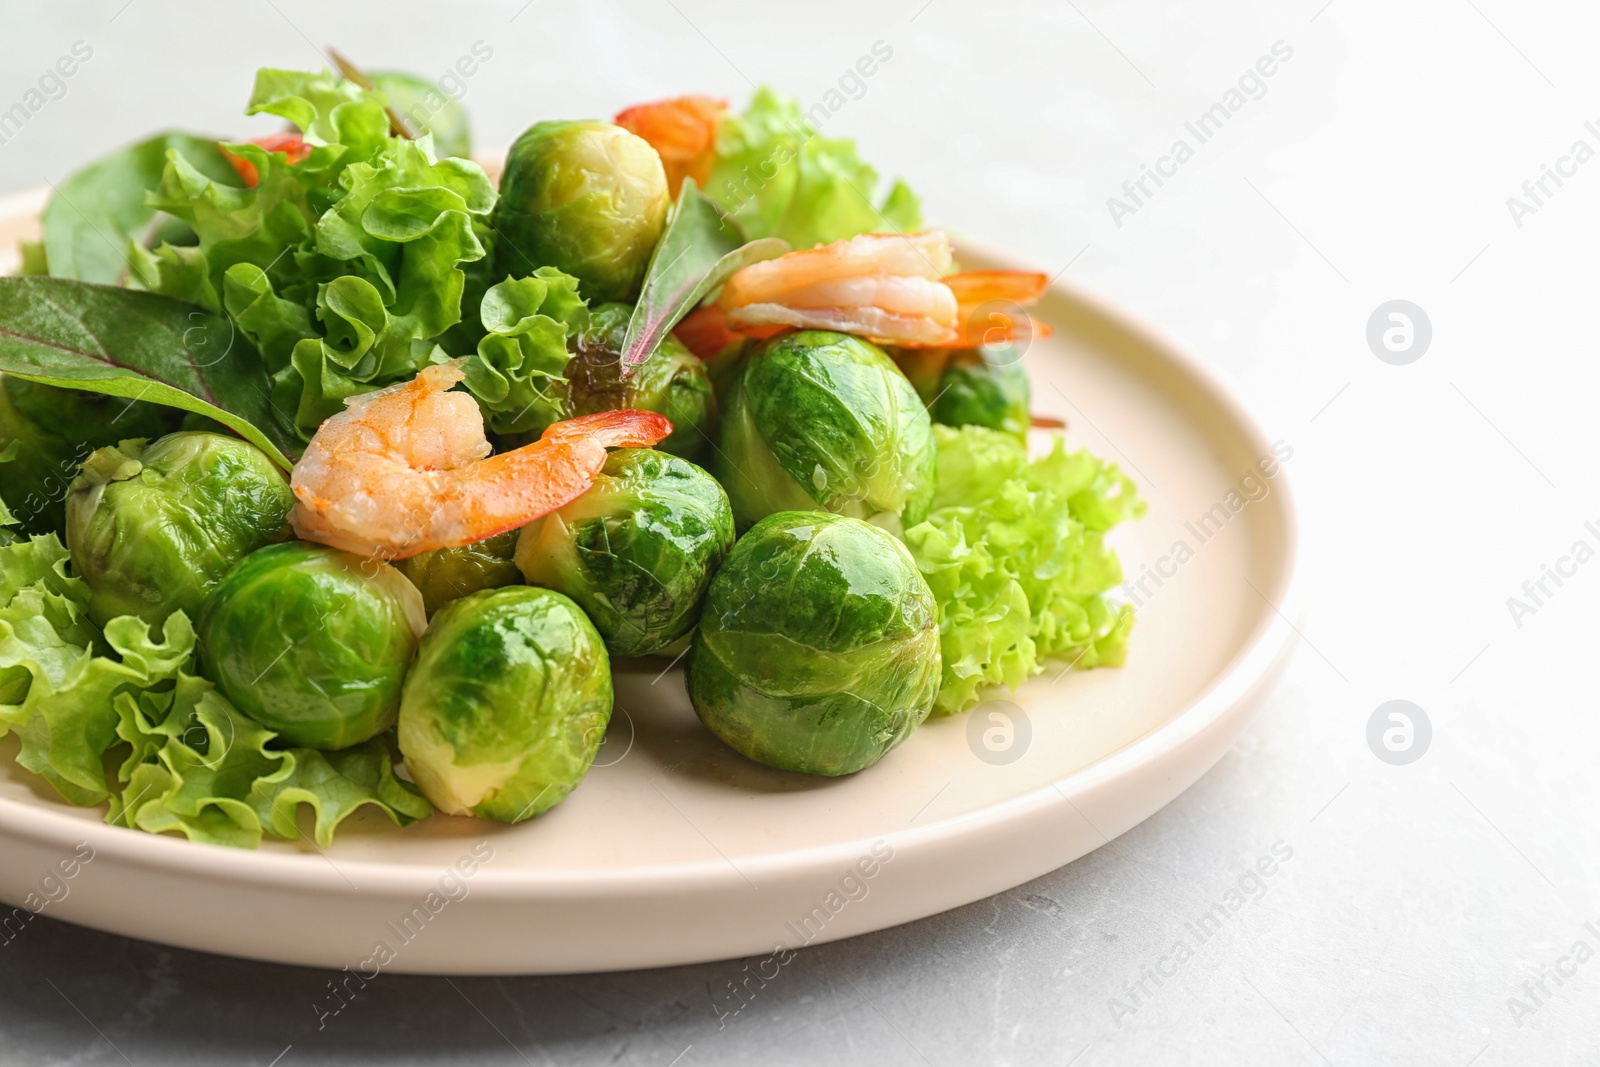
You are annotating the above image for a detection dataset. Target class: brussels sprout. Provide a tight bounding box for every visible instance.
[701,337,750,407]
[65,431,294,627]
[492,120,669,303]
[199,542,425,750]
[370,71,473,159]
[687,511,940,776]
[894,345,1031,440]
[0,377,175,535]
[567,302,716,460]
[516,448,734,657]
[712,330,935,535]
[394,529,523,617]
[398,586,612,821]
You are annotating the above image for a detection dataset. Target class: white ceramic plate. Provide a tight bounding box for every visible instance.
[0,188,1299,974]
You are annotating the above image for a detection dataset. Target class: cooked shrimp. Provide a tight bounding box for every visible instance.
[946,270,1053,348]
[673,304,742,359]
[718,230,961,347]
[291,361,670,560]
[615,95,727,197]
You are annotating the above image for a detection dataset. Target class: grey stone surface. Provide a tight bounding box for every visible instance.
[2,0,1598,1063]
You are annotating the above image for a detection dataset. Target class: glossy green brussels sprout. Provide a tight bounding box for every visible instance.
[65,432,294,627]
[516,448,734,657]
[199,542,425,750]
[687,511,940,776]
[398,586,612,821]
[370,71,473,159]
[701,337,751,408]
[568,302,716,460]
[713,330,936,535]
[394,530,522,617]
[492,120,670,303]
[0,377,175,535]
[894,344,1031,441]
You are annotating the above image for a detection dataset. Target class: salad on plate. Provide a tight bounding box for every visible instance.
[0,64,1142,848]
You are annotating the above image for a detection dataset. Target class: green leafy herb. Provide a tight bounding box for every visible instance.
[41,132,242,286]
[465,268,589,435]
[703,87,922,250]
[620,180,786,375]
[905,425,1144,715]
[0,276,298,469]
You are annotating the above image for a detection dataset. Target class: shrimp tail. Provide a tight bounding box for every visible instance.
[924,270,1054,350]
[614,95,727,197]
[447,409,673,545]
[541,409,672,449]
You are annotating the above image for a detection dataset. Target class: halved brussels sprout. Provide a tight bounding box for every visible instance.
[370,71,473,159]
[398,586,612,821]
[0,377,175,535]
[198,542,425,751]
[567,302,716,460]
[65,431,294,626]
[894,344,1030,441]
[394,529,523,618]
[712,330,935,535]
[687,510,941,776]
[516,448,734,657]
[492,120,670,303]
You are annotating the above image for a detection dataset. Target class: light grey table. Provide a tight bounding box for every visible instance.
[2,1,1596,1063]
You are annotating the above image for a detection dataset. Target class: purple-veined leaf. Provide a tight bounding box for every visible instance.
[620,179,787,376]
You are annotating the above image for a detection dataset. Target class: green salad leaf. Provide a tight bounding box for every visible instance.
[245,67,389,153]
[465,267,589,435]
[41,132,243,285]
[905,425,1144,715]
[704,88,922,249]
[619,179,786,374]
[0,537,188,805]
[0,532,98,720]
[0,277,297,469]
[10,613,194,805]
[0,520,430,846]
[111,681,431,849]
[129,68,497,441]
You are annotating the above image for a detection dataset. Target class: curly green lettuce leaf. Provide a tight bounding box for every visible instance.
[245,68,389,154]
[7,609,193,806]
[905,425,1144,715]
[259,141,493,436]
[132,69,496,442]
[704,87,922,249]
[251,737,433,846]
[110,680,431,849]
[464,268,589,434]
[0,533,98,715]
